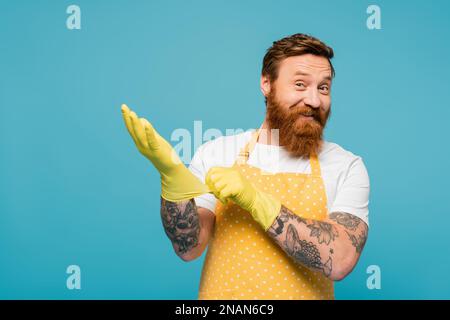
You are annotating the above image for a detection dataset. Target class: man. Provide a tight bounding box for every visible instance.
[121,33,370,300]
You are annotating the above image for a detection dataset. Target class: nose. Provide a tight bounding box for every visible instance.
[303,88,321,109]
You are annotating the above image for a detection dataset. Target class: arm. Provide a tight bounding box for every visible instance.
[205,166,368,281]
[266,208,368,281]
[160,197,215,262]
[205,167,368,280]
[121,104,215,260]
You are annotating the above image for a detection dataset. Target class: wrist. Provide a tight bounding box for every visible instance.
[250,190,282,231]
[160,164,210,202]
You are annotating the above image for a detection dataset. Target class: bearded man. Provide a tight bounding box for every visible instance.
[122,33,370,300]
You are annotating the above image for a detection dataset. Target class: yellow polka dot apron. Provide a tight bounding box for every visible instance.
[198,128,334,300]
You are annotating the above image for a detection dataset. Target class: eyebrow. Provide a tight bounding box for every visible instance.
[293,71,332,81]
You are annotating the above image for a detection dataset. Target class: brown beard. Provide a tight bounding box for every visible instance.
[265,85,331,159]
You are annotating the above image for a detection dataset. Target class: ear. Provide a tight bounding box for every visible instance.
[260,74,271,98]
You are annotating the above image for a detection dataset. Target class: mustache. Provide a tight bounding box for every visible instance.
[288,105,321,122]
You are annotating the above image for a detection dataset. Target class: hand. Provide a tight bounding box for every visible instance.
[121,104,182,173]
[205,166,281,231]
[205,166,257,209]
[121,103,210,201]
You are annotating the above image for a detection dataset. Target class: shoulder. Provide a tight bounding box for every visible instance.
[320,141,369,180]
[320,141,366,166]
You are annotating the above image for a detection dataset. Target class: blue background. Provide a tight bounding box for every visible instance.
[1,0,449,299]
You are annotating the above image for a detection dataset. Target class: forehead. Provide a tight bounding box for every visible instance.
[278,54,332,78]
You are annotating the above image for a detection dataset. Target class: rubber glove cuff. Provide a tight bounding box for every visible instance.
[248,189,282,231]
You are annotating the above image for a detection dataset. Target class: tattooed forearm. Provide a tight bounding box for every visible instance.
[268,207,339,245]
[267,205,336,277]
[285,224,333,277]
[307,220,339,245]
[267,207,368,280]
[160,197,200,255]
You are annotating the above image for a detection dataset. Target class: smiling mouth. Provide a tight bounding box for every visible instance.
[297,114,316,122]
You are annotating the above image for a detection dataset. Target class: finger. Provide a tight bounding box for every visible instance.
[139,118,152,149]
[219,185,236,199]
[212,189,227,205]
[141,118,159,150]
[212,177,228,192]
[121,104,139,143]
[130,111,148,148]
[205,174,216,192]
[205,168,224,189]
[121,104,130,113]
[204,170,228,203]
[205,168,216,188]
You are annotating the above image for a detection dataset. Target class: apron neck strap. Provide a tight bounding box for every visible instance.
[309,152,321,176]
[237,126,262,165]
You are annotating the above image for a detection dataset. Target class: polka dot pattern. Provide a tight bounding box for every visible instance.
[198,130,334,300]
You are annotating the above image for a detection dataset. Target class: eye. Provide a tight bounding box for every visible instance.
[319,85,330,94]
[295,82,306,88]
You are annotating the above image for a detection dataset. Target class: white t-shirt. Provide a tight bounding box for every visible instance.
[188,130,370,227]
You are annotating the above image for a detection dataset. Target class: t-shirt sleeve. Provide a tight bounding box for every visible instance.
[329,157,370,227]
[188,143,218,214]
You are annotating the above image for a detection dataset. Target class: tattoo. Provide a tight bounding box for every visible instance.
[285,224,333,277]
[269,207,292,235]
[329,212,361,231]
[269,206,307,236]
[268,205,333,277]
[307,221,339,245]
[346,228,368,253]
[268,208,368,278]
[160,197,200,255]
[329,211,368,253]
[269,206,339,245]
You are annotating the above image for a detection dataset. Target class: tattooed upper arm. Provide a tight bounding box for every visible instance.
[329,212,368,254]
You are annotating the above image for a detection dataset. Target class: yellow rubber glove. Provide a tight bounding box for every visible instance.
[121,104,210,202]
[205,166,281,231]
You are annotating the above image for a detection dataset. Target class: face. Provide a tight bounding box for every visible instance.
[261,54,332,158]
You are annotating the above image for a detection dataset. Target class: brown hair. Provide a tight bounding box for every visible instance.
[261,33,335,84]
